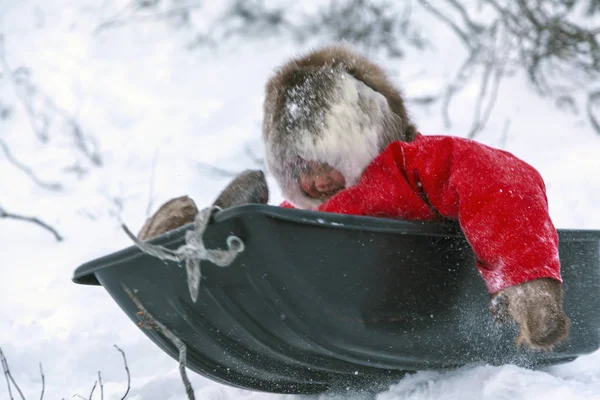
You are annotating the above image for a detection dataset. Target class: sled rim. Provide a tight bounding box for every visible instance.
[72,204,464,285]
[72,204,600,286]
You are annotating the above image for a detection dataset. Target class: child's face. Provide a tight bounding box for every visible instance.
[297,161,346,200]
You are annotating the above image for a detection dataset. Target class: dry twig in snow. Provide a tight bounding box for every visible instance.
[122,285,196,400]
[0,347,26,400]
[112,345,131,400]
[0,206,63,241]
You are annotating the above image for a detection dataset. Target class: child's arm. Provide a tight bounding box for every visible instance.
[321,135,561,294]
[400,135,561,293]
[318,135,568,349]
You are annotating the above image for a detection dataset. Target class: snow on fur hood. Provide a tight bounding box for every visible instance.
[281,133,562,294]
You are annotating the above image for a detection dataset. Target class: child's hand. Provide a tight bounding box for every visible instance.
[491,278,569,351]
[138,170,268,240]
[138,196,199,240]
[213,169,269,209]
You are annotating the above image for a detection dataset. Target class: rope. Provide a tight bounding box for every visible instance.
[122,206,244,302]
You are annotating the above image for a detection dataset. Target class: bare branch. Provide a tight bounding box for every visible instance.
[98,371,103,400]
[475,59,505,137]
[499,118,511,149]
[418,0,599,136]
[468,22,510,139]
[88,380,97,400]
[406,95,440,105]
[95,1,203,34]
[0,347,26,400]
[1,347,14,400]
[416,0,474,48]
[112,345,131,400]
[1,34,101,187]
[43,97,103,167]
[198,145,265,180]
[587,90,600,134]
[122,285,195,400]
[467,59,495,139]
[442,51,480,129]
[1,34,101,169]
[146,149,159,219]
[0,35,50,142]
[0,137,63,191]
[94,0,141,34]
[243,145,264,168]
[99,186,127,221]
[197,162,240,178]
[445,0,484,33]
[40,363,45,400]
[0,206,64,241]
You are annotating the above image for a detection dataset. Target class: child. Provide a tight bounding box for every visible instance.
[140,44,569,351]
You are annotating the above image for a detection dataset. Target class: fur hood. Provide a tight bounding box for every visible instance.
[262,44,417,209]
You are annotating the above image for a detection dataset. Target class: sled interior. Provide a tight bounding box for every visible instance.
[73,204,600,394]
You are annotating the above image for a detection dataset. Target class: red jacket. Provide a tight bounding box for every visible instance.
[281,134,561,294]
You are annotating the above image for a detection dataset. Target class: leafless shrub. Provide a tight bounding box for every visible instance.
[1,345,131,400]
[0,33,103,238]
[96,0,599,137]
[417,0,600,137]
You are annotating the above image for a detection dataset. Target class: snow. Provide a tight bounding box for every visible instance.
[1,1,600,399]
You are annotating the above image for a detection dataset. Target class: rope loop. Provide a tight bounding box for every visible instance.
[124,206,245,302]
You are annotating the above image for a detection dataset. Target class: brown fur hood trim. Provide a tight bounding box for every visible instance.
[262,44,417,209]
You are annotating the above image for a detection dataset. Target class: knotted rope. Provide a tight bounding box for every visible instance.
[122,206,244,302]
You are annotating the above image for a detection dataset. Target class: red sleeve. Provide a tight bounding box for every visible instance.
[316,135,561,294]
[279,201,296,208]
[397,136,561,293]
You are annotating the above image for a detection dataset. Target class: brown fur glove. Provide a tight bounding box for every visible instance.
[212,169,269,209]
[491,278,570,351]
[138,196,199,240]
[138,170,268,240]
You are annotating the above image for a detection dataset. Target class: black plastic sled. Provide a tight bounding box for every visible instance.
[73,205,600,394]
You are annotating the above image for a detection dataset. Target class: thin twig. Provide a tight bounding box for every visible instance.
[0,347,26,400]
[1,34,100,184]
[0,35,49,142]
[1,347,14,400]
[467,58,495,138]
[94,1,202,34]
[98,371,103,400]
[0,206,64,241]
[476,57,506,136]
[197,162,240,178]
[94,0,141,34]
[406,95,440,105]
[418,0,599,137]
[416,0,473,48]
[146,149,159,219]
[442,51,480,129]
[40,96,102,167]
[243,145,265,168]
[130,2,203,20]
[467,24,509,139]
[39,363,45,400]
[445,0,483,33]
[112,345,131,400]
[88,380,97,400]
[122,285,195,400]
[499,118,511,149]
[587,90,600,135]
[0,137,63,191]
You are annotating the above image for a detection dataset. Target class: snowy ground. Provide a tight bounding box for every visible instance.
[1,1,600,399]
